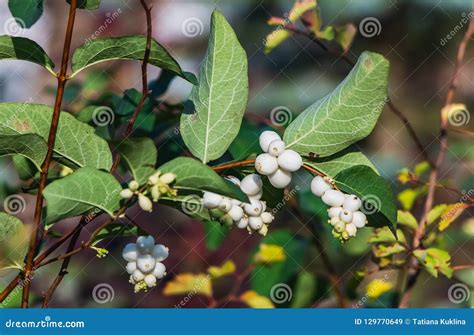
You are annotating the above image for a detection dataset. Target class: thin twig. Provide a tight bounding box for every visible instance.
[211,159,256,172]
[21,0,78,308]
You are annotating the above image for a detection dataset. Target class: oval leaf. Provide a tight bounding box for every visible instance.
[71,36,195,83]
[8,0,43,28]
[334,165,396,230]
[0,134,47,171]
[0,36,55,75]
[180,10,249,163]
[284,51,389,157]
[113,138,157,185]
[0,103,113,171]
[158,157,246,201]
[43,167,122,224]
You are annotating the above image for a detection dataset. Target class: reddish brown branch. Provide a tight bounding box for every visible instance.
[211,159,256,171]
[21,0,78,308]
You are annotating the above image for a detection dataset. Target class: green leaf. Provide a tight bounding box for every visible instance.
[158,157,247,201]
[180,11,248,163]
[397,186,426,211]
[372,243,405,258]
[92,223,148,246]
[43,167,121,224]
[66,0,100,9]
[283,52,389,157]
[71,36,195,83]
[334,165,397,230]
[413,248,452,278]
[251,230,307,296]
[334,23,356,51]
[427,204,447,225]
[397,210,418,230]
[0,36,55,75]
[368,227,406,244]
[113,138,157,185]
[12,155,37,180]
[290,272,316,308]
[0,103,112,171]
[8,0,43,28]
[0,212,23,243]
[0,134,47,171]
[203,220,229,251]
[304,148,378,178]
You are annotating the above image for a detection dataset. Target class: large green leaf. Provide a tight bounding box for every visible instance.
[304,148,378,178]
[284,52,389,157]
[0,36,55,75]
[8,0,43,28]
[0,212,27,269]
[0,103,112,171]
[43,167,122,224]
[67,0,100,9]
[0,134,47,170]
[334,165,396,230]
[180,11,248,163]
[71,36,196,83]
[113,138,157,185]
[0,212,23,243]
[158,157,247,201]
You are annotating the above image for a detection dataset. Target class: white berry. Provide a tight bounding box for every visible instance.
[268,168,292,188]
[240,174,263,196]
[228,205,244,221]
[138,193,153,212]
[261,212,274,224]
[310,176,332,197]
[137,254,156,273]
[236,216,249,229]
[345,223,357,237]
[153,262,166,278]
[255,153,279,175]
[267,139,286,157]
[152,245,169,261]
[321,190,345,207]
[277,150,303,172]
[129,180,139,191]
[330,216,340,226]
[343,195,362,212]
[244,199,263,217]
[352,211,367,228]
[120,188,134,199]
[144,274,157,287]
[126,261,137,274]
[339,209,353,223]
[249,216,263,230]
[202,192,222,208]
[249,189,263,200]
[259,131,281,152]
[132,269,145,282]
[328,206,343,218]
[219,197,232,212]
[333,221,346,233]
[122,243,138,262]
[136,236,155,254]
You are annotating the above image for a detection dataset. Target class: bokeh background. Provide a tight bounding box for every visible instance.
[0,0,472,308]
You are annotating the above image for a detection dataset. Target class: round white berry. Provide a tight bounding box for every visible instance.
[249,189,263,201]
[277,150,303,172]
[244,199,263,217]
[343,195,362,212]
[132,269,145,282]
[352,211,367,228]
[137,254,156,273]
[339,209,353,223]
[202,192,223,209]
[126,261,137,274]
[144,274,157,288]
[236,216,249,229]
[249,216,263,230]
[328,206,343,218]
[152,244,169,261]
[219,197,232,212]
[138,193,153,212]
[255,153,279,175]
[321,190,345,207]
[345,223,357,237]
[310,176,332,197]
[259,131,281,152]
[240,174,263,196]
[122,243,138,262]
[136,236,155,254]
[228,205,244,221]
[268,168,292,188]
[153,262,166,279]
[120,188,134,199]
[268,140,286,157]
[330,216,340,226]
[261,212,274,224]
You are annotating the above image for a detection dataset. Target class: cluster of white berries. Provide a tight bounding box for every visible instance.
[202,174,274,236]
[122,236,169,292]
[120,171,177,212]
[311,176,368,242]
[255,131,303,188]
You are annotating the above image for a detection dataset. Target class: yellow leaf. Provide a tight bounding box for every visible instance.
[439,203,468,231]
[288,0,317,22]
[366,279,393,299]
[264,29,291,54]
[254,244,286,264]
[240,290,274,308]
[207,260,236,279]
[414,161,430,178]
[163,273,212,297]
[397,168,411,184]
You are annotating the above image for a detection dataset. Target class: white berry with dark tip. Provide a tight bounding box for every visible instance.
[259,131,281,152]
[255,153,279,175]
[268,139,286,157]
